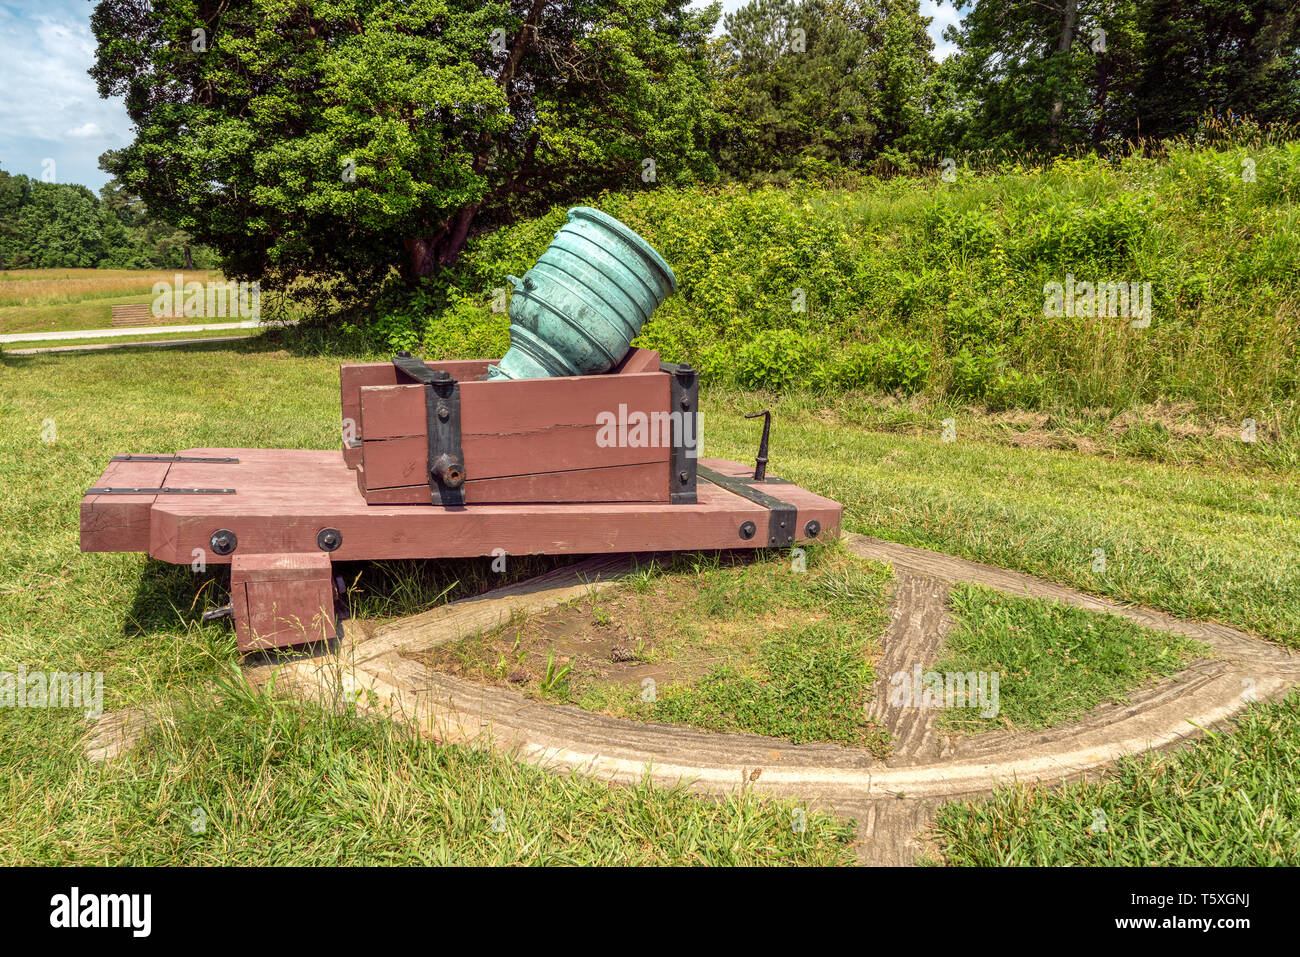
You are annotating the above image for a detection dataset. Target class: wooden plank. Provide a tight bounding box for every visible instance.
[610,347,660,374]
[79,457,173,553]
[358,369,672,494]
[359,368,668,440]
[143,451,841,564]
[342,350,662,473]
[152,497,790,564]
[340,358,495,463]
[362,461,670,505]
[80,449,839,564]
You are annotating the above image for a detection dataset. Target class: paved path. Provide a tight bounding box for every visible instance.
[5,336,252,355]
[0,319,277,344]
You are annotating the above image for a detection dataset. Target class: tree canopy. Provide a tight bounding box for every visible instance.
[938,0,1300,153]
[72,0,1300,295]
[0,162,212,270]
[90,0,721,292]
[715,0,936,180]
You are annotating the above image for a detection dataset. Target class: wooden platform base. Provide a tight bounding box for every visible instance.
[81,448,842,650]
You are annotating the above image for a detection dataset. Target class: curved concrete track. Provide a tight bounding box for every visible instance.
[242,537,1300,864]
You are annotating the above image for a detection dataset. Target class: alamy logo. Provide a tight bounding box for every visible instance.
[1043,273,1153,328]
[49,887,151,937]
[595,403,699,458]
[0,665,102,719]
[888,665,1000,719]
[152,275,261,320]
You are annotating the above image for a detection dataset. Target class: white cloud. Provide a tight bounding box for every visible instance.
[65,121,104,139]
[920,1,963,60]
[0,0,133,188]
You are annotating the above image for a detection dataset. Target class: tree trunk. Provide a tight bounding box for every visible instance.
[183,244,194,270]
[1048,0,1079,152]
[403,203,482,279]
[1092,48,1111,147]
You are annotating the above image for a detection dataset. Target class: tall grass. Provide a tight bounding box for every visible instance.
[0,269,221,307]
[381,141,1300,427]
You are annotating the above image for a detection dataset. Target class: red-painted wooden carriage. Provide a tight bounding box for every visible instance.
[80,349,842,651]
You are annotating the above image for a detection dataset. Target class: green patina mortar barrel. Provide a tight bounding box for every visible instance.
[487,207,677,380]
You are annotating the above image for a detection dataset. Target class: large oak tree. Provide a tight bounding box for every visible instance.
[90,0,720,293]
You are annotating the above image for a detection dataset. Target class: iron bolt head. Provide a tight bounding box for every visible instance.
[209,529,237,555]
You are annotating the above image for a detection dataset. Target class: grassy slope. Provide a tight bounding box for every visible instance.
[405,142,1300,429]
[705,388,1300,647]
[0,269,223,334]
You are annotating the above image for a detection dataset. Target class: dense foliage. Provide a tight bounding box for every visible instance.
[76,0,1300,297]
[0,165,213,270]
[370,137,1299,418]
[714,0,937,179]
[938,0,1300,153]
[89,0,720,293]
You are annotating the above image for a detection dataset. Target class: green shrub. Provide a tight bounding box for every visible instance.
[734,329,821,391]
[825,338,932,394]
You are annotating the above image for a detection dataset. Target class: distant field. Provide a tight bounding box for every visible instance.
[0,268,223,334]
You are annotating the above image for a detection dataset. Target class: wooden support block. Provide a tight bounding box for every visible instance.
[340,359,494,467]
[363,461,671,505]
[230,553,336,652]
[138,451,841,565]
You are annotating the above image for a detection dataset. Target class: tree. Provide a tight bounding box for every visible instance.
[0,172,105,269]
[90,0,721,293]
[940,0,1122,154]
[716,0,935,179]
[941,0,1300,155]
[1128,0,1300,140]
[0,162,216,270]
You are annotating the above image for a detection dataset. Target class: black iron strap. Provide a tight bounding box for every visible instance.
[86,487,236,495]
[660,362,699,505]
[110,455,239,464]
[392,352,466,506]
[696,464,797,547]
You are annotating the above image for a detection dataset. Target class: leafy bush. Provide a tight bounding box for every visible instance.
[368,141,1300,419]
[734,329,821,391]
[825,338,932,394]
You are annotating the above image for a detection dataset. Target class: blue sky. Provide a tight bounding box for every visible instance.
[0,0,962,193]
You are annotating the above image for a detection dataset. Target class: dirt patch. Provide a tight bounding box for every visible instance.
[413,589,721,692]
[406,548,896,752]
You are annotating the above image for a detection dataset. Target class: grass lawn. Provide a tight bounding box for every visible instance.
[1,338,1296,864]
[705,388,1300,647]
[932,691,1300,866]
[418,546,895,753]
[932,586,1208,733]
[0,341,859,865]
